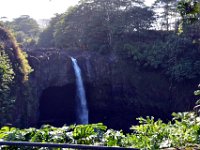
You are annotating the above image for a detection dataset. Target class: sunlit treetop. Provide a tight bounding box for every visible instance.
[178,0,200,24]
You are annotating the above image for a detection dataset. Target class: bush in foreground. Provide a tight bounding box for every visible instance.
[0,112,200,150]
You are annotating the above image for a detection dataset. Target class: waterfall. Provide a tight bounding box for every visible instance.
[71,57,89,124]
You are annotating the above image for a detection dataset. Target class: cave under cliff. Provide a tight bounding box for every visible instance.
[38,84,77,126]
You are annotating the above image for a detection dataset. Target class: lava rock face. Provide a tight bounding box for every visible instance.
[26,49,197,131]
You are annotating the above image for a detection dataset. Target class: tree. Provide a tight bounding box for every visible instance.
[12,15,40,38]
[3,15,41,48]
[124,6,155,32]
[177,0,200,34]
[178,0,200,24]
[39,0,154,51]
[177,0,200,41]
[38,14,63,48]
[152,0,179,30]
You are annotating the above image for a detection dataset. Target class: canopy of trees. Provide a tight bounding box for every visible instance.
[2,15,40,48]
[38,0,155,50]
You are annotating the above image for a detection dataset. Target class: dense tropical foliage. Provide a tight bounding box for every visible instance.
[0,112,200,149]
[38,0,155,50]
[0,26,32,126]
[0,49,15,126]
[1,15,40,48]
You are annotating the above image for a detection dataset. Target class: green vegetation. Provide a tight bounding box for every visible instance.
[0,49,15,126]
[0,113,200,149]
[124,32,200,81]
[38,0,155,50]
[178,0,200,24]
[0,26,32,126]
[0,26,32,81]
[2,15,40,48]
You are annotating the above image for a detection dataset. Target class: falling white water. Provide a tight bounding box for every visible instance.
[71,57,88,124]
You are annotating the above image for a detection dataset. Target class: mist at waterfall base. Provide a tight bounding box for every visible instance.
[71,57,89,124]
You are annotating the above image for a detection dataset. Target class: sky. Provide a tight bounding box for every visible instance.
[0,0,155,21]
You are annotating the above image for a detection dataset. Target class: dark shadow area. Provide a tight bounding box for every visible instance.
[87,84,175,132]
[39,84,76,127]
[38,81,176,132]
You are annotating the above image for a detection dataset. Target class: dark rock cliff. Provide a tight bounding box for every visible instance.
[27,49,197,131]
